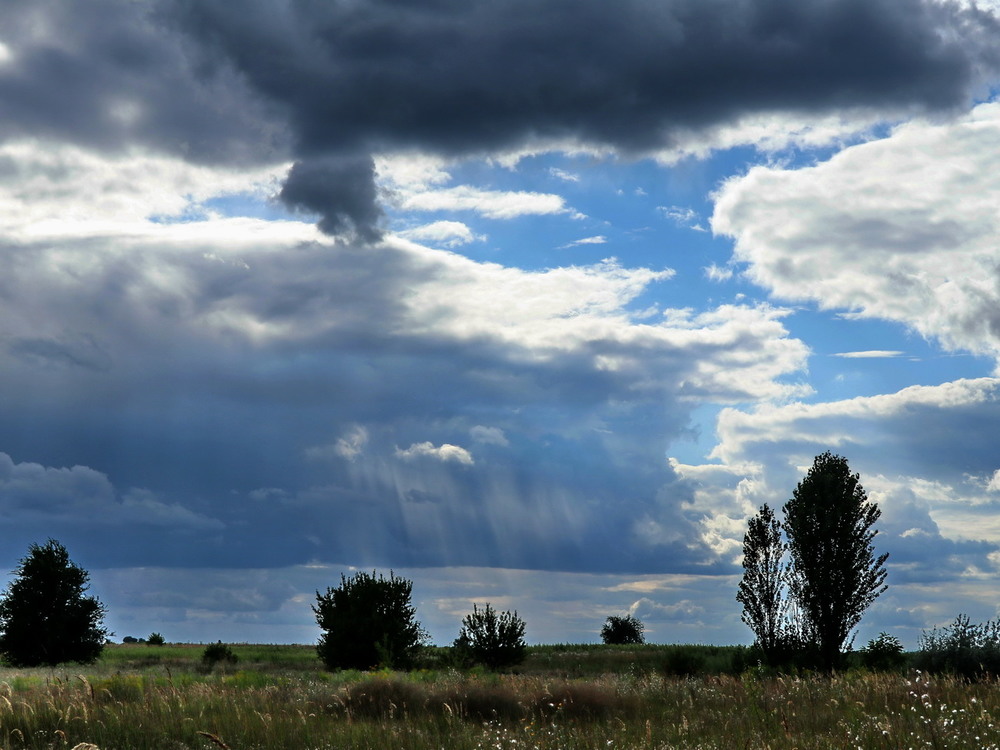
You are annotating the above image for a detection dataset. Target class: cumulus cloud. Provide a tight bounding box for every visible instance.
[395,442,475,466]
[713,102,1000,361]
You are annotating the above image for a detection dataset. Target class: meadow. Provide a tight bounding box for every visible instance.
[0,643,997,749]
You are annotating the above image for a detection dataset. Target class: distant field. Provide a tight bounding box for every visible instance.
[0,643,992,749]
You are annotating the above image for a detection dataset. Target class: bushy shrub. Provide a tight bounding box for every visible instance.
[914,614,1000,680]
[600,615,644,645]
[453,603,526,671]
[147,632,165,646]
[314,570,425,671]
[861,632,906,672]
[202,641,238,668]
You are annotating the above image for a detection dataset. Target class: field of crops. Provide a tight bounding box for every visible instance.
[0,643,997,749]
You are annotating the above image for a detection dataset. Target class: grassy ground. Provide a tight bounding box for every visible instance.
[0,644,995,748]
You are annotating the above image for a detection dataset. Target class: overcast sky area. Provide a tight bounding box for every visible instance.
[2,0,1000,648]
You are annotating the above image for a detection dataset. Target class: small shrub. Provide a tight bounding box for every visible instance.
[454,603,527,671]
[147,632,165,646]
[600,615,644,645]
[202,641,238,668]
[861,632,906,671]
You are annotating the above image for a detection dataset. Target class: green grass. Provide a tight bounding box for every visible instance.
[0,645,992,748]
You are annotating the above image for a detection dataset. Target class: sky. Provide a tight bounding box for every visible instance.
[1,0,1000,649]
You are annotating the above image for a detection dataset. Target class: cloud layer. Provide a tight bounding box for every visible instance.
[3,0,996,238]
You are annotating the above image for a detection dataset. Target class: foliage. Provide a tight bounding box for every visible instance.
[600,614,644,645]
[782,451,888,670]
[0,539,109,666]
[453,602,527,670]
[147,632,166,646]
[736,503,787,662]
[860,632,906,672]
[201,641,238,667]
[314,570,425,671]
[914,614,1000,680]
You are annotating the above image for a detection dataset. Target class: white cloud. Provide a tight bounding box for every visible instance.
[713,102,1000,362]
[395,442,474,465]
[704,263,733,282]
[0,140,289,238]
[559,235,607,248]
[470,426,509,446]
[398,220,485,247]
[834,350,906,359]
[306,426,370,462]
[375,153,452,190]
[548,167,580,182]
[656,109,891,165]
[400,185,568,219]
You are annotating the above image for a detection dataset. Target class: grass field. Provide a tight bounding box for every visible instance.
[0,643,996,749]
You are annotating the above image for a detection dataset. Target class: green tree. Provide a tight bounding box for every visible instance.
[314,570,425,671]
[453,603,526,670]
[783,451,888,670]
[600,614,644,645]
[736,503,787,661]
[0,539,109,666]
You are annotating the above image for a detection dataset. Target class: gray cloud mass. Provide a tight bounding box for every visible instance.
[1,0,994,238]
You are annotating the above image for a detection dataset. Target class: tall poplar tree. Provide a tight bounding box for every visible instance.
[736,503,786,661]
[783,451,888,670]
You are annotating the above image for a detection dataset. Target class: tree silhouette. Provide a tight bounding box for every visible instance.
[736,503,786,661]
[314,570,425,670]
[0,539,109,666]
[600,614,645,645]
[783,451,888,670]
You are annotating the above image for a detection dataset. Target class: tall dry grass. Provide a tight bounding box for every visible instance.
[0,647,996,748]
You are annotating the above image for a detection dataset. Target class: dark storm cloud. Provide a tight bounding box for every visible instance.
[167,0,998,155]
[0,0,286,163]
[165,0,999,236]
[4,0,995,239]
[279,155,384,241]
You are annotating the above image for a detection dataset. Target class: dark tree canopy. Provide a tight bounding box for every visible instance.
[601,614,645,645]
[783,451,888,670]
[314,570,425,671]
[736,503,786,659]
[453,602,527,670]
[0,539,109,667]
